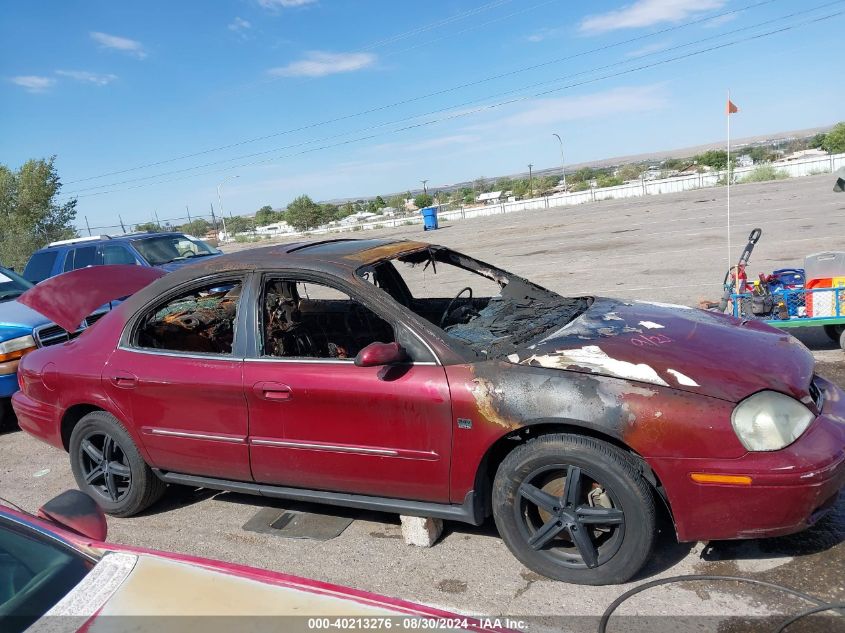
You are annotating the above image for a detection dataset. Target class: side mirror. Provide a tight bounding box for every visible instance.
[834,167,845,193]
[37,490,107,541]
[354,342,408,367]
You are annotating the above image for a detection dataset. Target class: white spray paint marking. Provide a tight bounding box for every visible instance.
[639,321,664,329]
[603,312,623,321]
[507,353,520,363]
[667,369,700,387]
[524,346,669,387]
[636,300,692,310]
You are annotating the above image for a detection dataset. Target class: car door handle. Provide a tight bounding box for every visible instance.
[110,372,138,389]
[253,382,292,402]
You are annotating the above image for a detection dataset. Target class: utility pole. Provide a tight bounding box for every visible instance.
[210,202,217,233]
[421,179,428,195]
[84,216,92,236]
[154,210,161,230]
[118,215,127,233]
[552,133,566,191]
[528,164,534,198]
[186,205,192,224]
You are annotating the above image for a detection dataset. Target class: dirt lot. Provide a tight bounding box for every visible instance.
[2,174,844,631]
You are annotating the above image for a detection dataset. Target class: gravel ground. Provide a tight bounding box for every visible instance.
[2,174,844,631]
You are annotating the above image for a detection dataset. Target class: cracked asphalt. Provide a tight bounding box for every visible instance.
[1,174,843,631]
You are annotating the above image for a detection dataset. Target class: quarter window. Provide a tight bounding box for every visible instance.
[135,281,242,355]
[262,279,394,359]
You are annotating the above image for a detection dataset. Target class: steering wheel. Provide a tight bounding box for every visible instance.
[440,287,474,328]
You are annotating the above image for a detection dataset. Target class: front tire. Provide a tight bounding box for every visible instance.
[69,411,165,517]
[492,433,656,585]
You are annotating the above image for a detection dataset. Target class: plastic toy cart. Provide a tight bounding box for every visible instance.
[731,285,845,349]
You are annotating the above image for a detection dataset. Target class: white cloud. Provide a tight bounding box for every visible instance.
[526,27,564,43]
[471,84,669,130]
[9,75,55,92]
[268,51,376,78]
[90,31,147,59]
[258,0,317,9]
[228,17,252,33]
[56,70,118,85]
[580,0,725,34]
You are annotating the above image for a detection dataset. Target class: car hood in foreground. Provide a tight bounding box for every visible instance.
[32,550,495,630]
[512,297,815,403]
[17,265,166,332]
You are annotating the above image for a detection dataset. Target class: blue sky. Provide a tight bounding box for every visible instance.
[2,0,843,231]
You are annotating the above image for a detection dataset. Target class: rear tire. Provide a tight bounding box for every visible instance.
[69,411,165,517]
[492,433,655,585]
[824,325,844,343]
[0,398,15,431]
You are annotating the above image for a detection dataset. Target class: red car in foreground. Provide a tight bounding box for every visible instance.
[12,238,845,585]
[0,490,500,632]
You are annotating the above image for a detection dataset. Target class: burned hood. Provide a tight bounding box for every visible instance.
[18,265,165,332]
[513,298,815,403]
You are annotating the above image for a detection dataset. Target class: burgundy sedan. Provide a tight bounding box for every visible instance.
[12,238,845,585]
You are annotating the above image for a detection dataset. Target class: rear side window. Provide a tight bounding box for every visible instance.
[135,281,243,355]
[100,244,137,265]
[63,246,97,272]
[22,251,58,283]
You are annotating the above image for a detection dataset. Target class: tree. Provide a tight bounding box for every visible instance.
[180,218,210,237]
[0,156,77,270]
[134,221,160,233]
[285,195,326,231]
[413,193,434,209]
[821,122,845,154]
[570,167,595,183]
[695,150,729,170]
[617,164,644,181]
[225,215,254,234]
[254,205,277,227]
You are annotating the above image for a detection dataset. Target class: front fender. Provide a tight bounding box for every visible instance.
[445,361,742,502]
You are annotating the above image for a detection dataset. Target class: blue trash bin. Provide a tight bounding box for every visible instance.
[421,206,439,231]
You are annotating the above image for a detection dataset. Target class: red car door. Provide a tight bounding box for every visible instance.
[244,277,452,502]
[103,278,251,482]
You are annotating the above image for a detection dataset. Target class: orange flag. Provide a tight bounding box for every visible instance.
[726,99,739,114]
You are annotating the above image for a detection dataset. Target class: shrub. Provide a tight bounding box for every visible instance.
[741,165,789,183]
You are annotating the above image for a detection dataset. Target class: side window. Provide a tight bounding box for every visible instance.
[65,246,96,271]
[262,279,394,359]
[135,281,242,355]
[23,251,58,283]
[100,244,137,265]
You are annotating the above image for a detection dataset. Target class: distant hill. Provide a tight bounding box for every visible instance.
[323,123,835,204]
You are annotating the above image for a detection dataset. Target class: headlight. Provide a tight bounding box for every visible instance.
[0,334,36,359]
[731,390,814,451]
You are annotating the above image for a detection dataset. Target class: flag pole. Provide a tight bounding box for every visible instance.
[727,89,731,274]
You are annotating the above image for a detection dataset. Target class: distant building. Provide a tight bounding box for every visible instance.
[476,191,505,204]
[778,148,828,162]
[339,212,379,226]
[736,155,754,168]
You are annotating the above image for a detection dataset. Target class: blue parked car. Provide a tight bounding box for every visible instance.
[0,266,47,427]
[22,232,222,284]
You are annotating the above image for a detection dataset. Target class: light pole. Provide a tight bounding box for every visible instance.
[528,164,534,198]
[552,133,566,191]
[216,175,239,240]
[421,179,428,195]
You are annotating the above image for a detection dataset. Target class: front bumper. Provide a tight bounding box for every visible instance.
[651,375,845,542]
[11,390,63,450]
